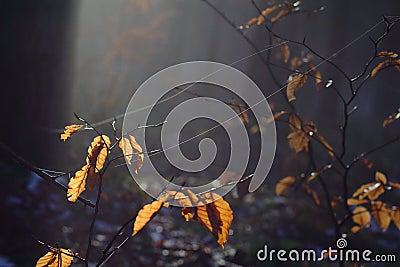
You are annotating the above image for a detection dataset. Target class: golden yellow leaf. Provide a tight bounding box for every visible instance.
[347,198,368,206]
[256,14,265,25]
[36,248,73,267]
[375,171,387,184]
[351,206,371,232]
[60,125,84,141]
[264,111,288,124]
[119,135,144,174]
[271,8,290,23]
[370,59,390,77]
[383,111,400,127]
[371,201,392,232]
[181,207,194,221]
[275,176,296,196]
[132,200,164,236]
[352,182,384,201]
[67,165,89,203]
[307,171,319,183]
[194,195,233,249]
[245,17,258,28]
[280,43,290,63]
[391,208,400,230]
[87,135,111,173]
[261,5,280,17]
[378,51,398,58]
[287,74,307,102]
[389,182,400,189]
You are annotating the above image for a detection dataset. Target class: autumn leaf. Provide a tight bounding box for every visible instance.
[194,193,233,249]
[229,99,249,124]
[264,111,288,124]
[67,165,89,203]
[351,206,371,233]
[361,157,374,169]
[60,124,84,141]
[271,8,290,23]
[119,135,144,174]
[132,200,164,236]
[280,43,290,63]
[87,135,111,173]
[244,17,257,28]
[383,111,400,127]
[370,59,390,77]
[378,51,398,58]
[275,176,296,196]
[308,63,323,90]
[287,73,307,102]
[389,182,400,189]
[352,182,384,201]
[36,248,73,267]
[371,201,392,232]
[315,133,335,158]
[375,171,387,184]
[262,5,281,17]
[347,198,368,206]
[391,208,400,230]
[288,130,310,153]
[181,207,194,221]
[301,183,320,206]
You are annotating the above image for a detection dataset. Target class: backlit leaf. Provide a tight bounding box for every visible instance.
[87,135,111,173]
[275,176,296,196]
[271,9,290,23]
[60,125,84,141]
[132,200,164,236]
[194,193,233,249]
[119,135,144,174]
[347,198,368,205]
[36,248,73,267]
[375,171,387,184]
[351,206,371,233]
[181,207,194,221]
[371,201,392,232]
[383,111,400,127]
[378,51,398,58]
[352,182,384,201]
[370,59,390,77]
[391,208,400,230]
[280,43,290,63]
[287,73,307,102]
[67,165,89,203]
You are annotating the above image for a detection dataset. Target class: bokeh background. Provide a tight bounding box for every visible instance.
[1,0,400,266]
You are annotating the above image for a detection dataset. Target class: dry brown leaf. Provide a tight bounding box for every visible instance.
[351,206,371,233]
[289,113,302,130]
[229,99,249,124]
[352,182,384,201]
[347,198,368,206]
[87,135,111,173]
[36,248,73,267]
[378,51,398,58]
[60,125,84,141]
[370,59,390,77]
[308,63,323,90]
[264,111,288,124]
[119,135,144,174]
[288,130,310,153]
[361,157,374,169]
[316,133,335,158]
[67,165,89,203]
[301,183,320,206]
[194,195,233,249]
[287,74,307,102]
[383,111,400,127]
[275,176,296,196]
[389,182,400,189]
[132,200,164,236]
[375,171,387,184]
[391,208,400,230]
[280,43,290,63]
[181,207,194,221]
[271,8,290,23]
[371,201,392,232]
